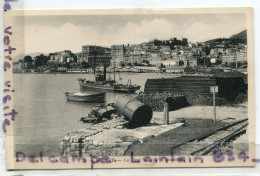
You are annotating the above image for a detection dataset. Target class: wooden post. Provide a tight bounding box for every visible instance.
[164,101,169,125]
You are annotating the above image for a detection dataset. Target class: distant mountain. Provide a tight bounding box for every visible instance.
[205,29,247,44]
[230,30,247,40]
[13,52,48,62]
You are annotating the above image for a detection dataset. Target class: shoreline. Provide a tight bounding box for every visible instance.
[12,72,204,77]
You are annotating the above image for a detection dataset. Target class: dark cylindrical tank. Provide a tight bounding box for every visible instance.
[115,95,153,126]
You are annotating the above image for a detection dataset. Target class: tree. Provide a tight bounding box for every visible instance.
[205,46,211,55]
[224,61,229,67]
[35,54,49,68]
[81,61,90,68]
[216,58,222,65]
[206,61,212,67]
[179,60,184,66]
[160,63,165,68]
[230,62,236,68]
[66,62,71,68]
[73,55,78,63]
[23,55,33,63]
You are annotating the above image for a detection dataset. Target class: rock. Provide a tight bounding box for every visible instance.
[60,117,137,157]
[116,125,124,129]
[110,148,125,156]
[71,143,79,148]
[107,103,115,107]
[59,144,64,155]
[120,136,138,142]
[88,150,103,156]
[70,148,79,152]
[122,142,132,146]
[63,136,70,142]
[80,117,86,121]
[83,145,88,152]
[106,106,116,112]
[104,143,119,148]
[98,108,108,116]
[82,117,97,123]
[92,105,102,111]
[83,139,93,145]
[93,140,100,146]
[87,145,96,150]
[110,113,118,119]
[98,141,104,146]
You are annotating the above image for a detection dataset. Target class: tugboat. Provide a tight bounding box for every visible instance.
[78,47,140,93]
[78,70,140,93]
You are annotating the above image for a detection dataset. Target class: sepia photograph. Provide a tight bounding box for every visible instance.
[3,8,254,169]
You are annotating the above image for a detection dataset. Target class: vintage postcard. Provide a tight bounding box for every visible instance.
[3,8,255,169]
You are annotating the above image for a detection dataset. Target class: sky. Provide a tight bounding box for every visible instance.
[13,13,247,56]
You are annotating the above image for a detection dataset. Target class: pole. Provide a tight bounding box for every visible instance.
[164,101,169,125]
[93,47,96,76]
[235,51,238,70]
[103,64,106,82]
[213,87,216,122]
[113,46,116,81]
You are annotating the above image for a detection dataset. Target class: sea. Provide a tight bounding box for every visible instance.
[13,72,177,156]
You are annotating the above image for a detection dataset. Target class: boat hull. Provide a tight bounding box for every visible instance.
[80,81,114,91]
[79,81,140,93]
[65,92,106,103]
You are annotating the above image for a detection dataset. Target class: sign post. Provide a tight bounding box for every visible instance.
[164,101,169,125]
[210,86,218,122]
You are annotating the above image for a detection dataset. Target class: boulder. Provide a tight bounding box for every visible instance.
[97,108,109,118]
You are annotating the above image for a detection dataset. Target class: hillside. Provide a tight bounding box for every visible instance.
[206,29,247,44]
[13,52,48,62]
[230,30,247,40]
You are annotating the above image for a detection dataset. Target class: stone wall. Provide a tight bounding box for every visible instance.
[59,118,135,157]
[143,76,247,106]
[136,93,191,112]
[60,117,184,157]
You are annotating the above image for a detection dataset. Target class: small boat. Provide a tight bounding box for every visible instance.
[65,92,106,103]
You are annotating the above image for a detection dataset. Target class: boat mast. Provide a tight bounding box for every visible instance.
[93,45,96,76]
[113,45,116,81]
[103,62,107,82]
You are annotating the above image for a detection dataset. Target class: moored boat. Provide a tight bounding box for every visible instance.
[78,78,140,93]
[77,47,141,93]
[65,91,106,103]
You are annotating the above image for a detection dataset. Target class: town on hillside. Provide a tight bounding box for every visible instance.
[12,30,247,74]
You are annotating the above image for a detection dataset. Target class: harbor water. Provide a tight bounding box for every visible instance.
[13,73,177,156]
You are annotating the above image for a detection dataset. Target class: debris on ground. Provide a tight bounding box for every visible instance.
[80,103,118,123]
